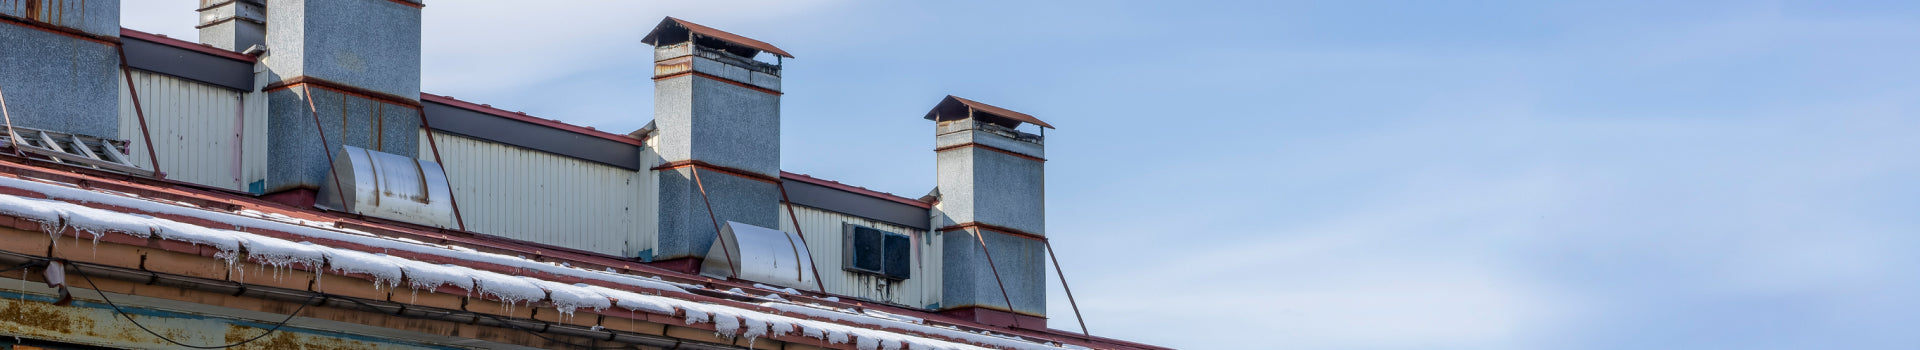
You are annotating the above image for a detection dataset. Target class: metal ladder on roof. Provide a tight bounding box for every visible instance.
[0,126,153,176]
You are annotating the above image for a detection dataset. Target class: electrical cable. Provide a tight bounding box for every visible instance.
[67,260,317,349]
[0,260,44,274]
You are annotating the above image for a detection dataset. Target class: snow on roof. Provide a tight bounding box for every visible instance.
[0,175,1084,350]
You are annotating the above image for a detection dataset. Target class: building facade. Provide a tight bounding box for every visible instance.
[0,1,1155,349]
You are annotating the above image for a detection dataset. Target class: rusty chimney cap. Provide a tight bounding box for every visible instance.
[641,17,794,59]
[924,95,1053,129]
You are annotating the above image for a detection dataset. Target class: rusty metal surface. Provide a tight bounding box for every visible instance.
[924,95,1055,129]
[641,17,794,58]
[0,288,454,350]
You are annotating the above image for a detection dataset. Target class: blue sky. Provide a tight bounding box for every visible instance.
[124,1,1920,349]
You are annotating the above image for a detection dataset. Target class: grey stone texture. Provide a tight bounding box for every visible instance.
[264,0,421,99]
[0,0,120,37]
[653,167,781,260]
[941,228,1047,316]
[0,24,120,138]
[264,88,419,193]
[934,128,1047,236]
[652,73,782,177]
[650,41,785,261]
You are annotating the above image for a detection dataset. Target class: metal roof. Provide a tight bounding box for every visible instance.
[641,17,794,59]
[923,95,1054,129]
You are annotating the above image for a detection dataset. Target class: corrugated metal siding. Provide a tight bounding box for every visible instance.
[116,69,246,191]
[423,130,655,257]
[781,204,941,308]
[241,72,269,193]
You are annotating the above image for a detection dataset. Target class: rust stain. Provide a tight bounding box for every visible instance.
[0,297,79,334]
[24,0,41,21]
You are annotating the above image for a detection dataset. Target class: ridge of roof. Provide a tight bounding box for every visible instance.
[781,172,933,209]
[0,159,1168,349]
[0,177,1103,350]
[421,93,644,147]
[120,28,257,62]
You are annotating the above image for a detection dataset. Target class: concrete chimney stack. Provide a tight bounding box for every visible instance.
[925,96,1052,327]
[257,0,423,201]
[196,0,266,51]
[641,17,792,265]
[0,0,121,139]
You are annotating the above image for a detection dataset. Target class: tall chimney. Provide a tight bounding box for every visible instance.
[926,96,1052,327]
[641,18,792,263]
[196,0,266,51]
[257,0,423,199]
[0,0,121,139]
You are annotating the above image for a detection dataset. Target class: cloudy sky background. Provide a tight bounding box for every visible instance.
[124,1,1920,349]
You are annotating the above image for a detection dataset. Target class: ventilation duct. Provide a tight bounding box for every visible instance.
[699,221,819,292]
[317,145,458,228]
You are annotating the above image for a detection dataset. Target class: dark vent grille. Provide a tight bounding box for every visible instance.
[843,224,912,280]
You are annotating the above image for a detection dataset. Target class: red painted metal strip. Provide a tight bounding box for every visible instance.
[0,14,119,46]
[652,160,782,184]
[120,28,254,62]
[932,142,1046,163]
[419,93,644,147]
[689,167,741,278]
[263,76,423,107]
[936,223,1046,242]
[116,45,166,180]
[779,172,931,209]
[651,71,783,96]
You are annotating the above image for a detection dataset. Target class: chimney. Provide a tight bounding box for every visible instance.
[641,18,792,263]
[196,0,266,51]
[0,0,121,139]
[257,0,424,200]
[926,96,1053,327]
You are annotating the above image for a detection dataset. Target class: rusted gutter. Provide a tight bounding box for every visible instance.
[0,250,739,350]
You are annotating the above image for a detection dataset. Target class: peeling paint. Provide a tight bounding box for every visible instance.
[0,289,457,350]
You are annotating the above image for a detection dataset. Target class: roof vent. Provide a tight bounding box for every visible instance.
[316,145,458,228]
[699,221,820,292]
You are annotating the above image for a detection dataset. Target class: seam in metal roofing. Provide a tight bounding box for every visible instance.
[641,17,794,58]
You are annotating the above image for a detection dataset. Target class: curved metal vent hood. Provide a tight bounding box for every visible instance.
[700,221,819,292]
[317,145,458,229]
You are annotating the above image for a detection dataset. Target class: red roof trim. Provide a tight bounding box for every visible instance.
[642,17,794,58]
[781,171,932,209]
[420,93,644,147]
[120,28,256,62]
